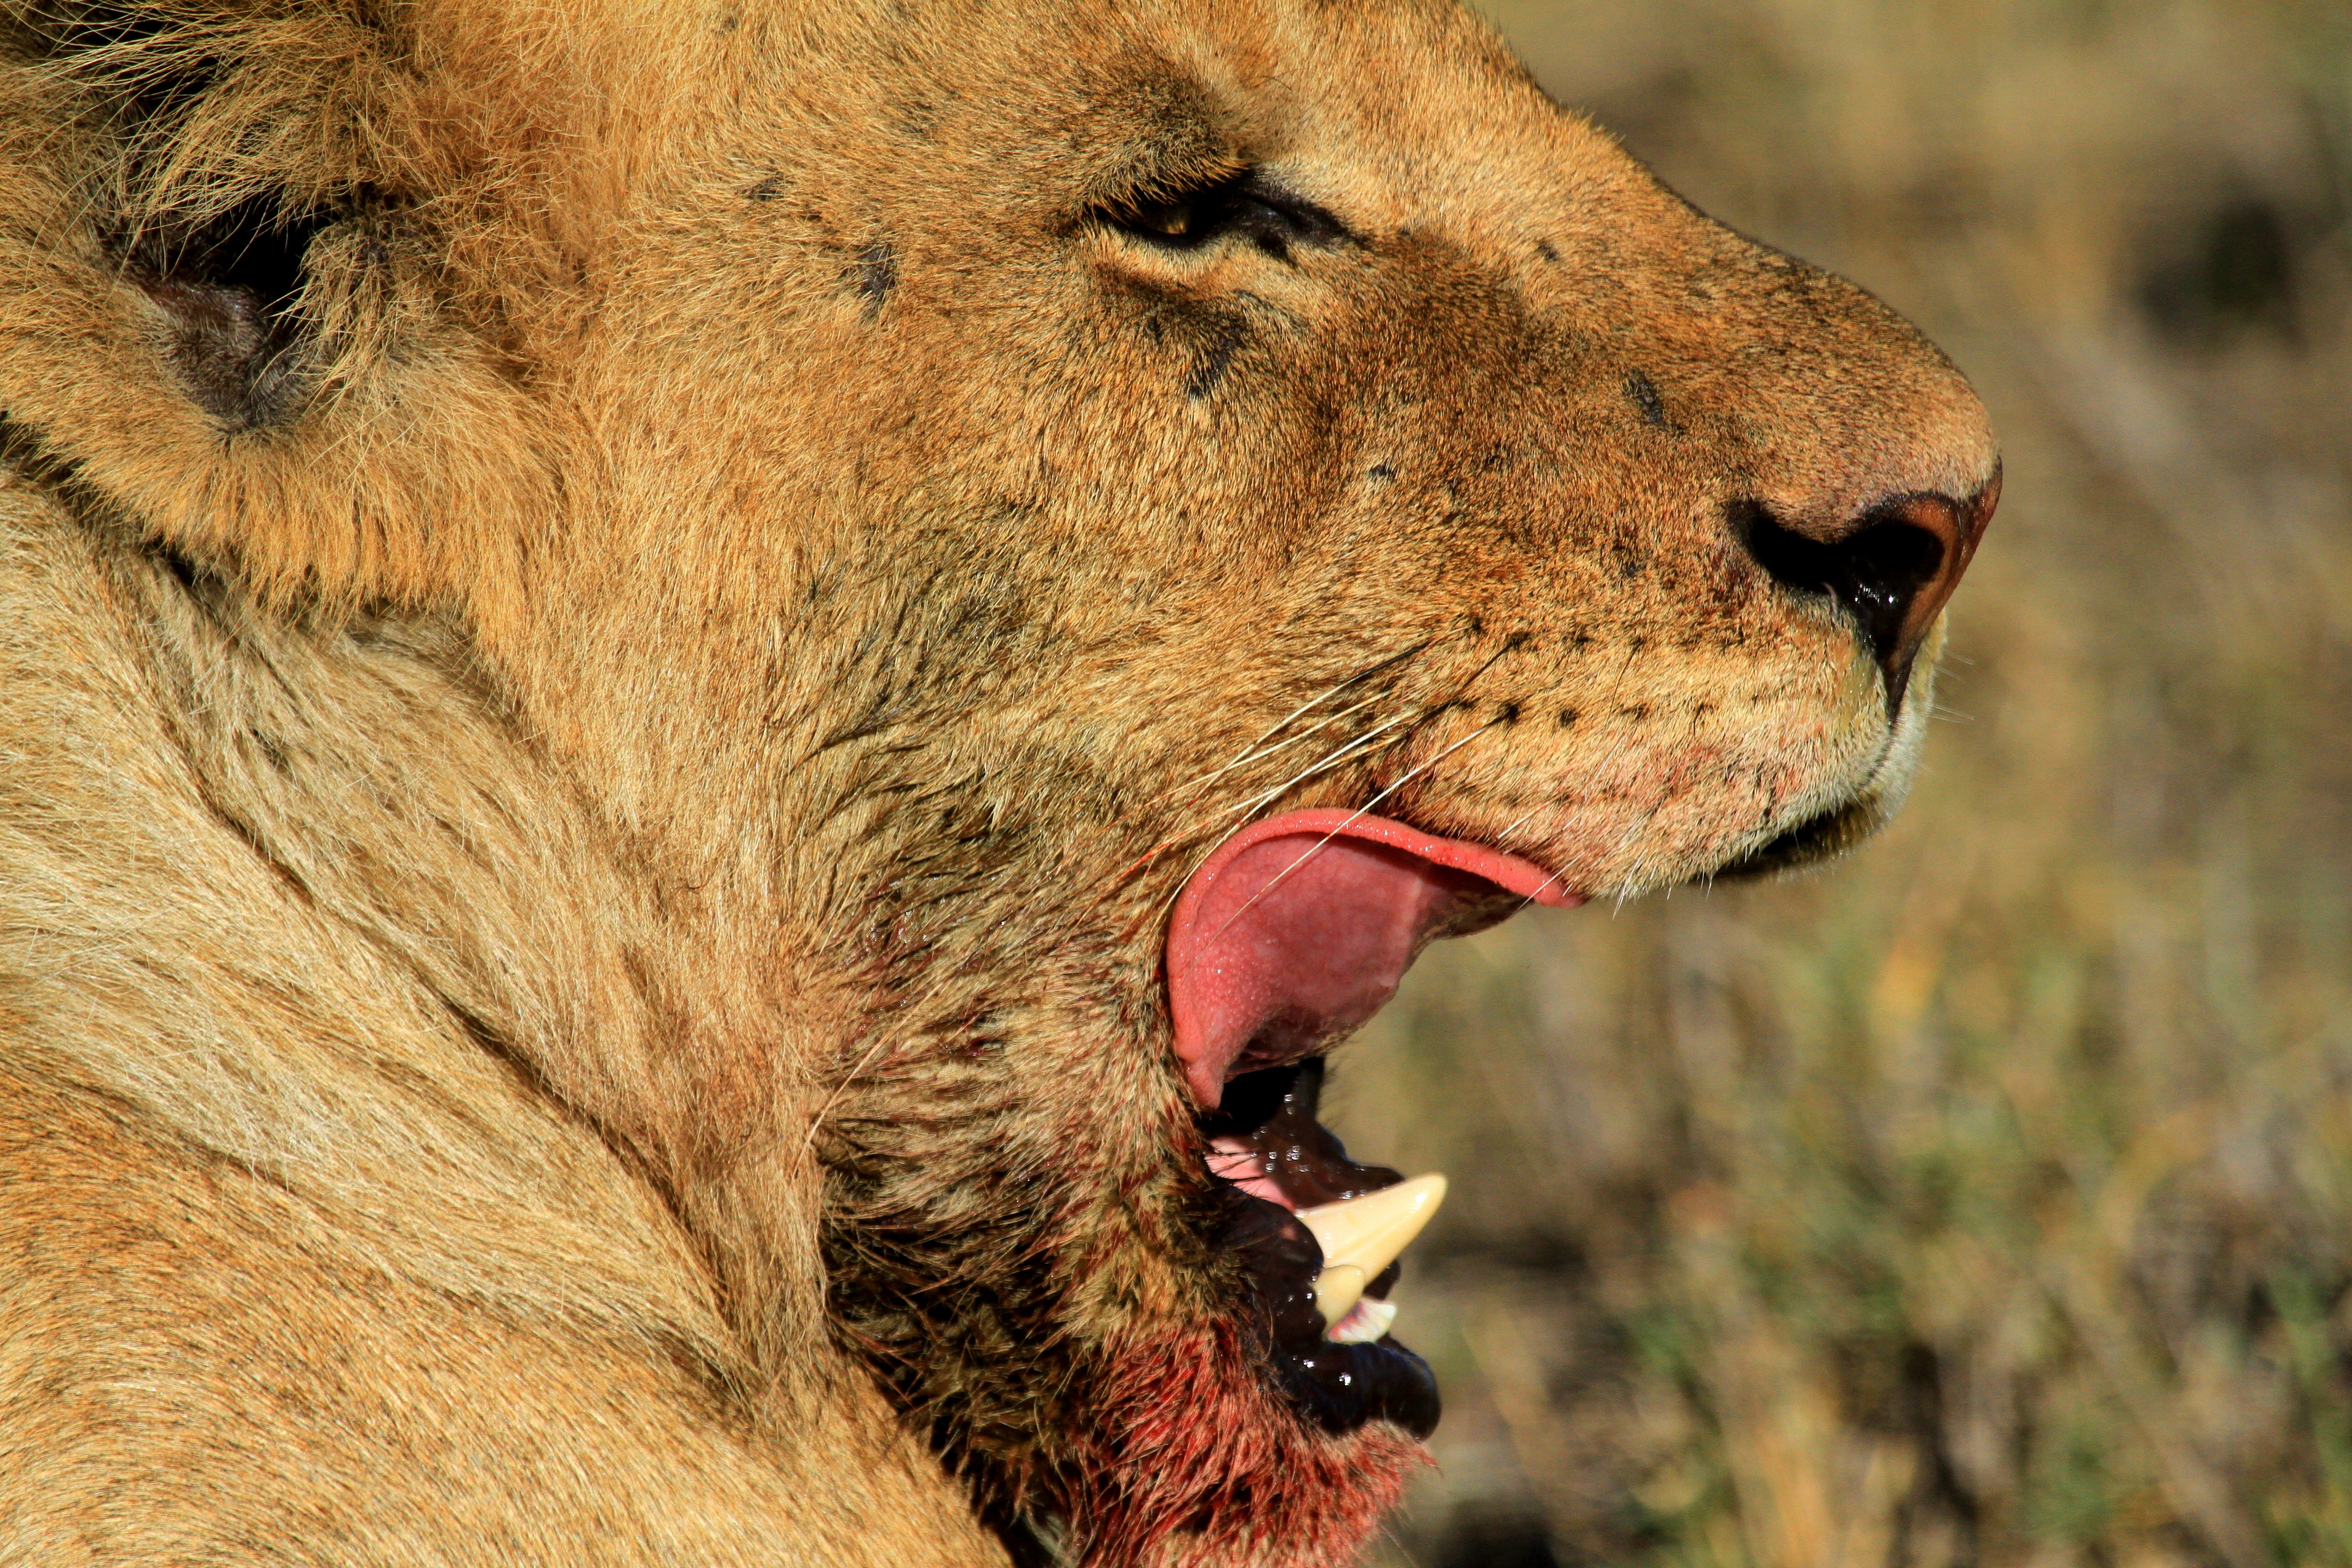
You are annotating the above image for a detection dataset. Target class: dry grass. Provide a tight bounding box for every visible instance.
[1348,2,2352,1563]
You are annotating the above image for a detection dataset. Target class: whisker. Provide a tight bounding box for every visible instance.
[1491,804,1547,846]
[1135,706,1435,886]
[1153,640,1433,806]
[1203,718,1504,945]
[1217,711,1426,829]
[1455,631,1529,696]
[1154,689,1392,808]
[1100,620,1519,942]
[799,967,991,1158]
[1097,729,1425,945]
[1120,713,1429,937]
[1602,799,1666,913]
[1512,868,1572,912]
[1487,802,1579,912]
[798,857,1026,1159]
[1117,715,1421,887]
[800,1034,898,1162]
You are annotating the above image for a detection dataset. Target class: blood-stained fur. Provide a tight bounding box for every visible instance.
[0,0,1995,1563]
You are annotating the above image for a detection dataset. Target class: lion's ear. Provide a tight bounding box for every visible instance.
[0,1,560,623]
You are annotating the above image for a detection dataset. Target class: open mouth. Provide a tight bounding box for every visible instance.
[1166,809,1581,1439]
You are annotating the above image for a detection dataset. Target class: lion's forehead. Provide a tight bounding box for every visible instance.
[614,0,1982,478]
[726,0,1612,219]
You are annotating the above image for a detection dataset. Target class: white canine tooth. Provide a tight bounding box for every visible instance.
[1294,1174,1447,1328]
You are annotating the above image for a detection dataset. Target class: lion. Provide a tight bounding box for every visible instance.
[0,0,1996,1562]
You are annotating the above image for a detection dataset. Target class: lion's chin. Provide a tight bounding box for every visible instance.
[1067,1320,1427,1568]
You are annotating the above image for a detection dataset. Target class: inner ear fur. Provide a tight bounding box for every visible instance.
[0,0,595,627]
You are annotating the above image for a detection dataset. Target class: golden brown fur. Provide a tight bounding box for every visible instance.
[0,0,1995,1562]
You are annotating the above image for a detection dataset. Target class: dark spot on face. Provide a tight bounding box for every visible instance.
[746,176,784,202]
[1367,462,1395,482]
[1625,369,1668,428]
[1187,316,1248,400]
[1620,704,1650,721]
[717,10,738,32]
[1535,239,1559,264]
[1494,702,1520,724]
[896,97,937,140]
[1557,708,1578,728]
[853,241,897,316]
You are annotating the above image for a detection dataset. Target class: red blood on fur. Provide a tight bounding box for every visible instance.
[1060,1321,1426,1567]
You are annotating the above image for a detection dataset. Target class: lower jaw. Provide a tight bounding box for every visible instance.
[1048,1326,1426,1568]
[1202,1060,1443,1441]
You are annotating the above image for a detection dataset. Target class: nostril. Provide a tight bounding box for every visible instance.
[1729,496,1953,700]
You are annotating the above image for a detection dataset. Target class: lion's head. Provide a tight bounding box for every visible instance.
[1,0,1994,1561]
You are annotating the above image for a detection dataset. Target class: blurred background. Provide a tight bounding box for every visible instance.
[1348,2,2352,1564]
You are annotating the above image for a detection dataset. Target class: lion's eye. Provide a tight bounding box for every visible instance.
[1100,171,1346,260]
[1123,197,1212,240]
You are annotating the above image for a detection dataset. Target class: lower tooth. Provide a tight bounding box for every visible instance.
[1327,1296,1398,1345]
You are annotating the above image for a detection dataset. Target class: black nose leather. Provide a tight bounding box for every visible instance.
[1732,467,2000,713]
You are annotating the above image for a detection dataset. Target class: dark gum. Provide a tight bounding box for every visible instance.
[1202,1060,1439,1439]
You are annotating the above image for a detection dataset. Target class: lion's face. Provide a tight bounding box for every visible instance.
[5,0,1994,1561]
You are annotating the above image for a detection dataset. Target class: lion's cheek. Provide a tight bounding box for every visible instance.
[1070,1322,1426,1568]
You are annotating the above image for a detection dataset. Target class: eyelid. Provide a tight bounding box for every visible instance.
[1230,172,1338,225]
[1238,172,1349,245]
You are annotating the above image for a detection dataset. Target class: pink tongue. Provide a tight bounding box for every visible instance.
[1165,810,1578,1109]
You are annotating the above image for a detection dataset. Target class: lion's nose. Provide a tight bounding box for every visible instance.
[1731,466,2000,712]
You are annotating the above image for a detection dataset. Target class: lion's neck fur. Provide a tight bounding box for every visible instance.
[0,475,857,1393]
